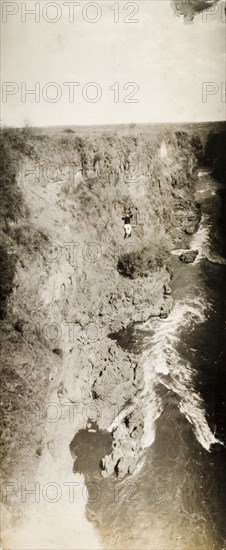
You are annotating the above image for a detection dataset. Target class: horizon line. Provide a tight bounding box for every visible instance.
[2,120,226,130]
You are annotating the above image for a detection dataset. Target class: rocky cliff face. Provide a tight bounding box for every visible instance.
[0,127,201,491]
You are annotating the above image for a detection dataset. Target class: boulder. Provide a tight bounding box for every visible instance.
[115,448,138,479]
[160,295,173,319]
[116,456,130,479]
[185,226,195,235]
[128,455,139,475]
[163,283,172,295]
[101,454,115,478]
[180,250,198,264]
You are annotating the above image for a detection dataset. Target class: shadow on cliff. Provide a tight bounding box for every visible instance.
[70,424,112,478]
[0,133,25,319]
[204,130,226,253]
[204,130,226,183]
[0,246,17,319]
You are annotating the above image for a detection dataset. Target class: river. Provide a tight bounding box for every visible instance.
[71,169,226,549]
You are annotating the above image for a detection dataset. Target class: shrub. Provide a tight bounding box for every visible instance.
[93,152,102,163]
[11,224,49,253]
[0,136,27,223]
[117,242,170,279]
[0,245,17,319]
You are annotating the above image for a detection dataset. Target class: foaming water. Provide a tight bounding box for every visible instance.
[191,217,226,265]
[190,216,210,262]
[138,298,223,452]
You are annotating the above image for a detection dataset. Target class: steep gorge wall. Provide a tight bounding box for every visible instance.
[204,130,226,253]
[0,128,201,487]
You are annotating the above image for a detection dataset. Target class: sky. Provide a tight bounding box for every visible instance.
[1,0,225,126]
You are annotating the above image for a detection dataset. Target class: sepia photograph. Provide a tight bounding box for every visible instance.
[0,1,226,548]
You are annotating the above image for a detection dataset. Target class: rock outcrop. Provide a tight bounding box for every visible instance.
[180,250,199,263]
[160,295,173,318]
[102,409,144,479]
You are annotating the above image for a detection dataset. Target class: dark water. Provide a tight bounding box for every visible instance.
[71,170,226,549]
